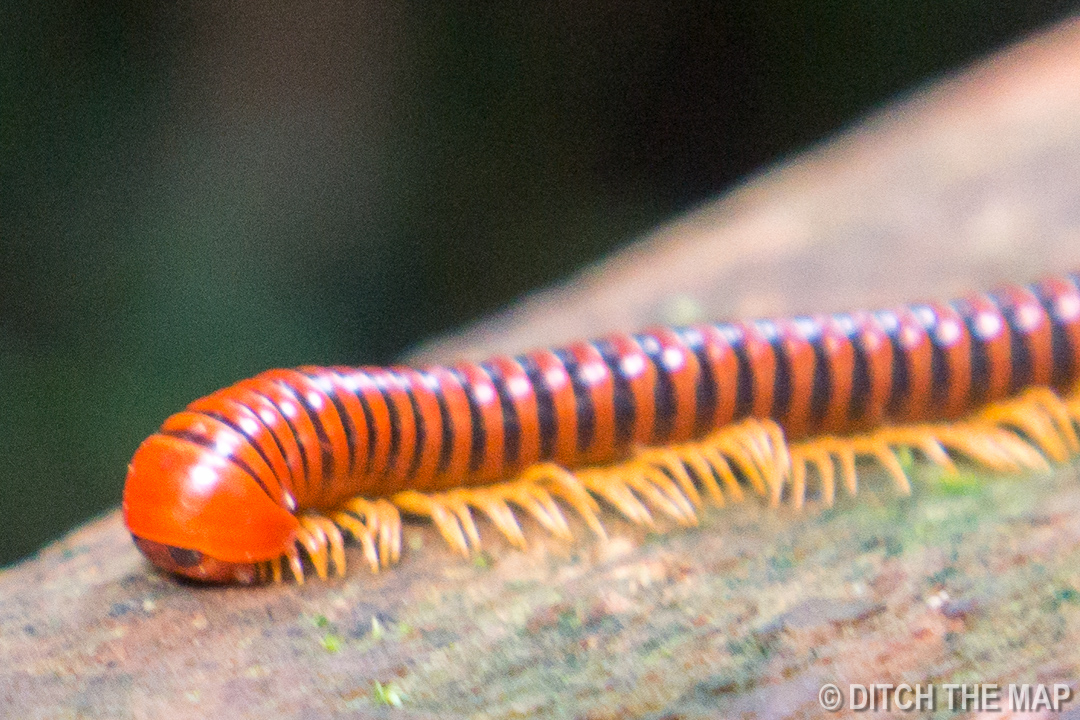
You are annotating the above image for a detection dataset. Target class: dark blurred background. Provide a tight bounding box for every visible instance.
[1,1,1077,568]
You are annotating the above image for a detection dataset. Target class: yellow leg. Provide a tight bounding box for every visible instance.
[330,498,402,573]
[787,386,1080,508]
[388,418,788,556]
[977,387,1080,461]
[271,385,1080,580]
[267,418,793,576]
[268,502,401,584]
[393,464,605,556]
[277,512,349,584]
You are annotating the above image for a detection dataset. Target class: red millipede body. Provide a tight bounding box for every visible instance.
[123,272,1080,583]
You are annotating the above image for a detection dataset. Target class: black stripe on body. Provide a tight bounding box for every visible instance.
[253,389,311,492]
[1036,281,1077,388]
[954,300,991,408]
[717,324,754,421]
[304,371,357,477]
[243,406,294,486]
[197,409,285,490]
[841,316,871,423]
[637,334,675,445]
[452,368,488,474]
[425,372,456,475]
[520,356,557,461]
[910,306,950,408]
[555,348,596,455]
[161,428,277,503]
[596,339,637,449]
[799,320,832,425]
[996,294,1034,394]
[757,320,791,420]
[399,374,428,481]
[874,311,910,418]
[482,361,522,467]
[679,328,718,436]
[342,373,379,476]
[372,374,402,477]
[276,380,336,490]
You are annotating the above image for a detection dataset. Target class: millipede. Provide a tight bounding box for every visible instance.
[124,271,1080,584]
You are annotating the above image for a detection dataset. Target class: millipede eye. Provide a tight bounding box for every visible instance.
[167,545,203,567]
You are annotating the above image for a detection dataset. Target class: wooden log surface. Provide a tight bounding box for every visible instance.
[6,18,1080,720]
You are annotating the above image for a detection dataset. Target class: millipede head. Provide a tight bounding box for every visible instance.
[131,535,264,584]
[123,432,301,582]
